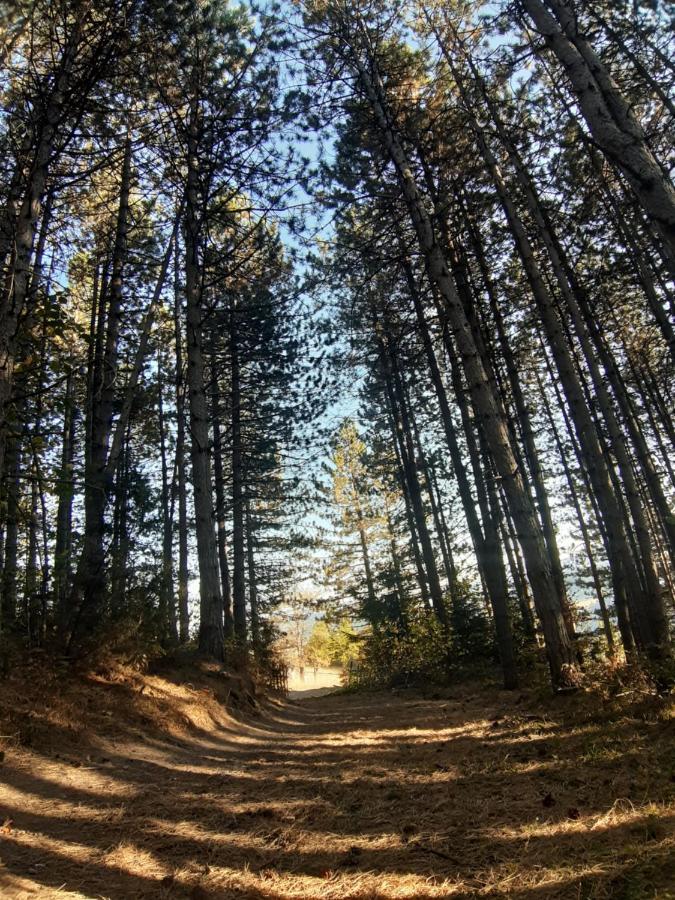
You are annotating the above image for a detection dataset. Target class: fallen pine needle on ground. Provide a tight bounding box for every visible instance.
[0,664,673,899]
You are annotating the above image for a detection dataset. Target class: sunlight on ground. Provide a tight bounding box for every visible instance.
[287,666,343,698]
[0,683,673,899]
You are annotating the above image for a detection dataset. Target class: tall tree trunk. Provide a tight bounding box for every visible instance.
[351,475,378,618]
[632,364,675,491]
[441,39,634,651]
[25,452,40,644]
[184,107,223,660]
[105,219,177,480]
[0,432,20,633]
[378,330,447,627]
[453,181,576,643]
[540,340,636,654]
[25,296,49,646]
[465,58,675,610]
[230,298,247,645]
[402,258,519,681]
[461,84,661,658]
[537,368,615,652]
[36,453,49,645]
[342,38,574,683]
[384,503,407,625]
[173,253,189,644]
[421,273,521,683]
[519,0,675,267]
[245,495,261,649]
[110,434,130,612]
[211,371,234,639]
[590,147,675,362]
[158,348,177,644]
[403,379,457,591]
[426,461,457,586]
[54,372,76,629]
[0,25,80,481]
[499,514,537,642]
[385,397,431,610]
[67,137,132,648]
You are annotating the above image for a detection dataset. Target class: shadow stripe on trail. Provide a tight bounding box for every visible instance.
[0,685,673,899]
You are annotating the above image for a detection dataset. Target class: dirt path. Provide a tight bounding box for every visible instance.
[0,685,673,899]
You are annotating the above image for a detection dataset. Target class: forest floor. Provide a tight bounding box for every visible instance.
[0,662,673,899]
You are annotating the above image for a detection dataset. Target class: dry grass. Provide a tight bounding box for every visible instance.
[0,662,673,899]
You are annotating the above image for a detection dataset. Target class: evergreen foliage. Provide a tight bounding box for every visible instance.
[0,0,672,691]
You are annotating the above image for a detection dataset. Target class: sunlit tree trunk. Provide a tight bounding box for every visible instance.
[413,270,519,684]
[468,62,674,614]
[454,183,576,644]
[519,0,675,269]
[465,97,660,657]
[539,339,636,654]
[342,40,573,682]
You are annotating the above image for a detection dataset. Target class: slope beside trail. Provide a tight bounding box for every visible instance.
[0,672,673,900]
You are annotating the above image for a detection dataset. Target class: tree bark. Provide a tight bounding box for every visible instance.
[536,367,615,652]
[230,297,247,645]
[340,31,573,684]
[184,105,223,660]
[351,472,378,619]
[0,11,87,482]
[211,370,234,640]
[460,85,662,657]
[173,252,189,644]
[385,395,431,610]
[0,431,21,632]
[66,137,132,648]
[245,495,261,649]
[519,0,675,269]
[409,267,519,683]
[54,372,76,630]
[158,346,177,644]
[378,330,447,628]
[540,339,636,654]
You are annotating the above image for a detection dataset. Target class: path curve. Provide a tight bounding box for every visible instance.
[0,686,672,898]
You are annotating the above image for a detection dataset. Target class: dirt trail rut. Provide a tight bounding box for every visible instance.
[0,686,673,899]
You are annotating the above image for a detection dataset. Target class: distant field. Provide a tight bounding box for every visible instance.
[287,665,343,697]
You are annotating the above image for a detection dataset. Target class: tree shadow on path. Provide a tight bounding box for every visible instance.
[0,682,673,899]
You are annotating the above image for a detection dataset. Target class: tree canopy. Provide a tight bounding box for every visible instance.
[0,0,673,693]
